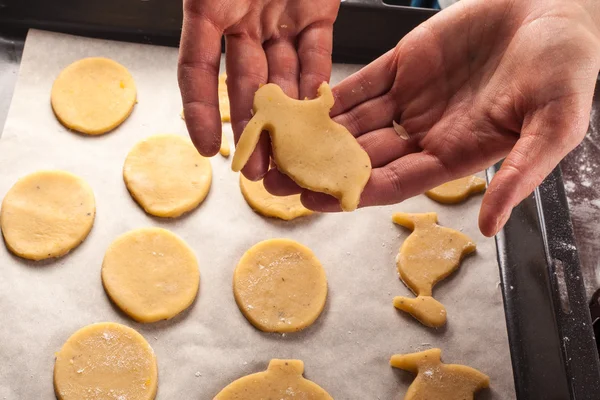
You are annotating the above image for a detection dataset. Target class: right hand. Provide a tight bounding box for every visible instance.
[178,0,341,179]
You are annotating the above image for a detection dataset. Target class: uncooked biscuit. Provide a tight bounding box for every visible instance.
[51,57,136,135]
[123,134,212,218]
[233,239,327,333]
[102,227,200,323]
[218,73,231,122]
[214,359,332,400]
[239,175,312,220]
[0,170,95,261]
[54,322,158,400]
[426,176,486,204]
[180,110,231,158]
[231,82,371,211]
[390,348,489,400]
[392,212,476,327]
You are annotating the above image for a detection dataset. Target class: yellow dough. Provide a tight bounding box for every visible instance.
[51,57,136,135]
[390,348,489,400]
[392,213,476,327]
[239,175,312,220]
[123,134,212,218]
[0,170,95,261]
[426,176,486,204]
[231,83,371,211]
[102,227,200,323]
[54,322,158,400]
[219,73,231,122]
[214,359,332,400]
[233,239,327,333]
[180,110,230,157]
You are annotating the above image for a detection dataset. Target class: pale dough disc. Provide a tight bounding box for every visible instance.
[239,175,313,220]
[51,57,136,135]
[102,227,200,323]
[215,359,333,400]
[0,170,95,261]
[233,239,327,333]
[218,73,231,122]
[123,134,212,218]
[54,322,158,400]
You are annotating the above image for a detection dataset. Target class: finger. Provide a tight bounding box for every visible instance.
[226,35,270,180]
[334,92,399,137]
[263,168,302,196]
[330,49,396,117]
[479,106,589,237]
[264,38,300,98]
[178,9,224,156]
[357,127,421,168]
[297,22,334,100]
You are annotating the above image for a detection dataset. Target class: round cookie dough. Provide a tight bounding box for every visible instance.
[233,239,327,333]
[102,227,200,323]
[54,322,158,400]
[123,134,212,218]
[51,57,136,135]
[240,175,313,221]
[0,170,95,261]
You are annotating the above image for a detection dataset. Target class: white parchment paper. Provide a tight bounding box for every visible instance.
[0,30,515,399]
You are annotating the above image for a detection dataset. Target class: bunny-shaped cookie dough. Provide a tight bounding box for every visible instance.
[232,83,371,211]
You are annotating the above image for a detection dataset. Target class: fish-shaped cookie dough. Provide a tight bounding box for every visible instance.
[425,175,486,204]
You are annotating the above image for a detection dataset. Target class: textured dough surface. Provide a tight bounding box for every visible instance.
[51,57,136,135]
[231,83,371,211]
[123,134,212,217]
[392,213,476,327]
[102,227,200,323]
[0,170,95,260]
[426,176,486,204]
[390,348,489,400]
[54,322,158,400]
[214,359,332,400]
[233,239,327,333]
[218,73,231,122]
[239,175,312,220]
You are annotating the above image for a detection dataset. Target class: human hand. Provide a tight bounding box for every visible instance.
[178,0,340,179]
[266,0,600,236]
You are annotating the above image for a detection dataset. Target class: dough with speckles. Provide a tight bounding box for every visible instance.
[426,176,486,204]
[214,359,332,400]
[231,82,371,211]
[233,239,327,333]
[0,170,95,261]
[390,348,489,400]
[392,212,476,327]
[54,322,158,400]
[51,57,136,135]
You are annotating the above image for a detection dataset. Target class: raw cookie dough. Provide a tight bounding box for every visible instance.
[51,57,136,135]
[231,82,371,211]
[180,110,230,157]
[102,227,200,323]
[426,176,486,204]
[390,348,490,400]
[54,322,158,400]
[392,213,476,327]
[218,73,231,122]
[123,134,212,217]
[233,239,327,333]
[239,175,313,220]
[0,170,95,261]
[214,359,332,400]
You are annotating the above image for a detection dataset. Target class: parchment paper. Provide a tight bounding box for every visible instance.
[0,30,515,399]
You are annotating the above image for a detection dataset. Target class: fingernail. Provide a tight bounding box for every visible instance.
[495,210,512,234]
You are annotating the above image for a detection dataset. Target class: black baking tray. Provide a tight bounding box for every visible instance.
[1,0,599,398]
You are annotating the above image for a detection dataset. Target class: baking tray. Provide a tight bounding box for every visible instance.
[0,0,599,399]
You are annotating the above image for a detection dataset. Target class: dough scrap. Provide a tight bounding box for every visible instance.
[214,359,332,400]
[102,227,200,323]
[231,83,371,211]
[392,212,476,327]
[51,57,136,135]
[123,134,212,218]
[0,170,95,261]
[426,176,486,204]
[54,322,158,400]
[239,175,313,220]
[180,110,230,157]
[390,348,489,400]
[233,239,327,333]
[218,73,231,122]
